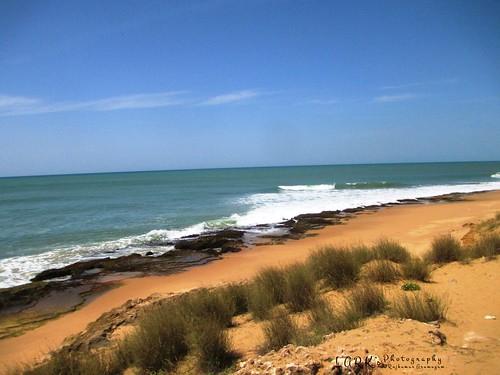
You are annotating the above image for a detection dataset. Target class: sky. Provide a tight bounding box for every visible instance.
[0,0,499,177]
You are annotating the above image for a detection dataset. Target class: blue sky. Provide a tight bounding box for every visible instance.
[0,0,499,177]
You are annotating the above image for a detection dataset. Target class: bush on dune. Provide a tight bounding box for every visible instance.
[190,318,235,373]
[469,233,500,259]
[247,267,287,320]
[391,292,447,322]
[347,283,387,318]
[179,288,235,328]
[19,350,122,375]
[262,310,300,351]
[283,263,318,312]
[308,297,360,335]
[350,244,376,265]
[373,238,410,263]
[219,282,249,316]
[365,260,401,283]
[426,234,462,264]
[124,301,189,372]
[308,246,361,289]
[402,257,431,282]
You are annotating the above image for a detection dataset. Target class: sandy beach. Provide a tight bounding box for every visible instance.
[1,190,500,371]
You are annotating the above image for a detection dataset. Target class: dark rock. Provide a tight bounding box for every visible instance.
[174,229,244,251]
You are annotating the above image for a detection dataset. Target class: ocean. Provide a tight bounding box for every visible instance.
[1,161,499,288]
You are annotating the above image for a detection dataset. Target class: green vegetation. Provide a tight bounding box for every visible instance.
[124,302,188,372]
[308,297,360,335]
[401,282,421,291]
[347,283,386,317]
[391,292,447,322]
[373,238,410,263]
[426,234,462,263]
[248,267,286,320]
[220,283,249,315]
[365,260,401,283]
[469,233,500,259]
[262,311,300,351]
[308,246,360,288]
[402,257,431,282]
[283,263,318,312]
[190,319,235,373]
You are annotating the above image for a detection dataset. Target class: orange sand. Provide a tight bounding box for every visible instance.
[1,190,499,370]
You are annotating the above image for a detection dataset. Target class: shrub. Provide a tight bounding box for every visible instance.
[469,233,500,259]
[220,283,249,315]
[262,311,300,351]
[308,246,360,288]
[347,283,386,317]
[373,238,410,263]
[247,267,287,320]
[125,302,188,372]
[309,297,360,335]
[180,288,234,327]
[283,263,318,312]
[401,282,421,291]
[351,244,375,265]
[426,234,462,263]
[392,292,447,322]
[365,260,401,283]
[402,258,431,282]
[190,319,235,373]
[22,350,122,375]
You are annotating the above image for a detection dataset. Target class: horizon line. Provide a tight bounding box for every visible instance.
[1,159,499,180]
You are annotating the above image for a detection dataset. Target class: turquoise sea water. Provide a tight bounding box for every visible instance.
[1,161,499,287]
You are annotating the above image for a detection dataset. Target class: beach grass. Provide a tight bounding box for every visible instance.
[426,234,462,263]
[468,233,500,259]
[122,301,188,372]
[308,297,360,336]
[402,257,431,282]
[262,310,300,351]
[190,319,235,373]
[308,246,361,289]
[365,260,401,283]
[347,283,387,318]
[283,263,318,312]
[247,266,287,320]
[373,238,410,263]
[391,292,447,322]
[220,283,249,316]
[180,288,235,328]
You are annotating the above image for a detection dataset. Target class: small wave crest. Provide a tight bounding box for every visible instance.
[492,172,500,179]
[336,181,406,189]
[278,184,336,191]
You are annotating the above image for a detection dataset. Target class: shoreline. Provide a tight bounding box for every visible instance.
[0,190,500,369]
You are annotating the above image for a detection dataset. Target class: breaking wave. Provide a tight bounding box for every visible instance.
[1,180,500,287]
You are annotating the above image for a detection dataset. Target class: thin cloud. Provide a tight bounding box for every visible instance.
[380,78,458,90]
[0,92,187,116]
[373,93,417,103]
[0,95,40,108]
[307,98,339,105]
[200,90,259,106]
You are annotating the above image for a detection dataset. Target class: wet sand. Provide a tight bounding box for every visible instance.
[1,190,499,370]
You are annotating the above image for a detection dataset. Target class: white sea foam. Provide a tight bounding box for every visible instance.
[1,180,499,288]
[492,172,500,178]
[232,181,500,227]
[278,184,336,191]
